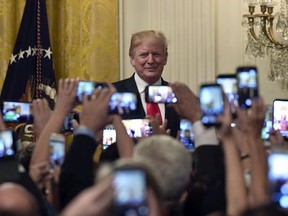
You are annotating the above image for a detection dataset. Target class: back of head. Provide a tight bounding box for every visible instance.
[0,182,38,216]
[133,135,192,203]
[129,30,168,57]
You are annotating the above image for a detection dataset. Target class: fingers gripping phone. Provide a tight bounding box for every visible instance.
[236,66,259,109]
[113,167,148,216]
[199,83,224,127]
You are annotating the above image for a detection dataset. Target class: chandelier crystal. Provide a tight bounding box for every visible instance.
[242,0,288,90]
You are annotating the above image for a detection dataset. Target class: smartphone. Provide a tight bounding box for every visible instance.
[49,133,65,167]
[113,167,148,216]
[103,124,116,150]
[61,111,79,132]
[1,101,33,123]
[145,85,177,104]
[0,129,19,183]
[273,99,288,140]
[268,149,288,209]
[122,119,152,138]
[261,105,272,143]
[76,80,107,102]
[199,83,224,127]
[216,74,238,113]
[236,66,259,109]
[179,119,194,151]
[109,92,137,115]
[0,129,16,158]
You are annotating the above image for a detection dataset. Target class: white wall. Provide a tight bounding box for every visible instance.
[120,0,288,102]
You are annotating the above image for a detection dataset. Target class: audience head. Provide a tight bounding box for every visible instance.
[0,182,38,216]
[133,135,192,205]
[129,30,168,84]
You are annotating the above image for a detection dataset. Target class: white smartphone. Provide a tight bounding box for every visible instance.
[49,133,65,167]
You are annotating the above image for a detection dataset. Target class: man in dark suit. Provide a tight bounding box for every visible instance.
[113,30,180,138]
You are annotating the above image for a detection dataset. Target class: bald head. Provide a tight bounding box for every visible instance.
[0,182,38,216]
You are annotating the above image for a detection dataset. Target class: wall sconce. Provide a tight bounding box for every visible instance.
[242,0,288,90]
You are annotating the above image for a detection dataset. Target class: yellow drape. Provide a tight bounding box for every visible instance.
[0,0,119,88]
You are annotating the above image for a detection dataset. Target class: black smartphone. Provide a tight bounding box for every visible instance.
[0,129,19,183]
[273,99,288,140]
[76,80,107,102]
[1,101,33,123]
[103,124,116,150]
[49,133,65,167]
[122,119,152,138]
[109,92,137,115]
[268,149,288,209]
[145,85,177,104]
[113,167,148,216]
[179,119,194,151]
[216,74,238,113]
[236,66,259,109]
[199,83,224,127]
[261,105,272,144]
[61,111,79,132]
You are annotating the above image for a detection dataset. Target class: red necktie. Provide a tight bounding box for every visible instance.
[146,103,163,125]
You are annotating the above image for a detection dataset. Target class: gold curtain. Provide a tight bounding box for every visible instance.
[0,0,119,88]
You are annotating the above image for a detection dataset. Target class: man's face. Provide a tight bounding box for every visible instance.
[130,42,168,84]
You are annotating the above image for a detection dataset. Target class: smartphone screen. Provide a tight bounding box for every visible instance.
[113,168,148,216]
[199,83,224,127]
[268,151,288,209]
[109,92,137,115]
[76,81,106,102]
[179,119,194,151]
[0,129,18,183]
[261,105,272,142]
[103,124,116,150]
[236,66,259,109]
[2,101,33,123]
[61,112,79,132]
[49,133,65,167]
[122,119,152,138]
[0,129,16,158]
[273,99,288,140]
[145,85,177,104]
[216,74,238,113]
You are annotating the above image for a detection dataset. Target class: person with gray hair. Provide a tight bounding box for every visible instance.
[133,134,192,215]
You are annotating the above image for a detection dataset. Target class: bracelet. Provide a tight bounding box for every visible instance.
[240,153,250,160]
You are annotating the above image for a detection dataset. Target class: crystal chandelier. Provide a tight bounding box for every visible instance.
[242,0,288,90]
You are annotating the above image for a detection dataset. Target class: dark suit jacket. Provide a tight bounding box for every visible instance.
[59,134,97,209]
[112,74,180,138]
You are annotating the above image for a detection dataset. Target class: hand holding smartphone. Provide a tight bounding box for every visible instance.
[236,66,259,109]
[199,83,224,127]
